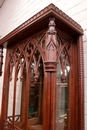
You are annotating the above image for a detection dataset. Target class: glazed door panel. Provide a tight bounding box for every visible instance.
[1,34,46,130]
[55,39,78,130]
[55,54,70,130]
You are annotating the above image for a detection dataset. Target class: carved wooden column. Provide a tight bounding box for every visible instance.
[0,46,3,128]
[0,47,3,76]
[0,50,10,130]
[77,36,84,130]
[43,18,57,130]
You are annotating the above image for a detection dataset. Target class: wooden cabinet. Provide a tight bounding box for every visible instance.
[0,4,84,130]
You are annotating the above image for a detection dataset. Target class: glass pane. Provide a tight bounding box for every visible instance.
[60,87,68,116]
[29,86,39,119]
[14,60,26,129]
[7,66,15,122]
[28,58,43,123]
[55,53,70,130]
[15,69,22,122]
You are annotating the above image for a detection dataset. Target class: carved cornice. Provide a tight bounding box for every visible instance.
[0,3,83,47]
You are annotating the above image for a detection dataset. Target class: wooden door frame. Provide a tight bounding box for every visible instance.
[0,4,84,130]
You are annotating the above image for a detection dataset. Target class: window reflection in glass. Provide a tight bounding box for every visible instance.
[60,86,68,116]
[15,68,22,122]
[28,59,43,121]
[29,86,39,119]
[7,67,15,121]
[56,52,70,130]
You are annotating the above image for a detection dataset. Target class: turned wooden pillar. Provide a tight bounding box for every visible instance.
[43,18,57,130]
[77,36,84,130]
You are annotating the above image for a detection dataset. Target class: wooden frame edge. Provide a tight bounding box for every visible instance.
[0,4,83,46]
[77,35,84,130]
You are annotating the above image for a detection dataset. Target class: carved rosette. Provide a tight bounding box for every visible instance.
[44,18,58,72]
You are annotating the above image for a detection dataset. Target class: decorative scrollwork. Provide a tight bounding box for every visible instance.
[58,41,71,83]
[7,115,21,122]
[9,58,14,81]
[57,32,72,65]
[25,41,35,61]
[3,120,12,130]
[55,29,72,83]
[31,49,41,82]
[14,48,21,61]
[4,120,21,130]
[8,31,46,82]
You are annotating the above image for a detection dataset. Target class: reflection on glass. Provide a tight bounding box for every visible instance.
[7,67,15,121]
[15,69,22,122]
[29,86,39,119]
[60,87,68,116]
[28,59,43,123]
[55,52,70,130]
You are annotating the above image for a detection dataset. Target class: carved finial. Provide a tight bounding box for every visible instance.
[44,18,58,72]
[48,18,56,33]
[46,18,57,48]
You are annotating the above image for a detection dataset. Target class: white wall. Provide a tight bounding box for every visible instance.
[0,0,87,129]
[0,8,1,39]
[1,0,85,38]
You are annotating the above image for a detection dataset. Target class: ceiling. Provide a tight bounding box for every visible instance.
[0,0,5,8]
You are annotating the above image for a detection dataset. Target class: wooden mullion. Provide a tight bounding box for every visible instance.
[50,72,56,130]
[12,63,18,129]
[24,62,30,130]
[0,50,10,130]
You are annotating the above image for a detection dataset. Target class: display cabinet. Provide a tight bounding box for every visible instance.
[0,4,84,130]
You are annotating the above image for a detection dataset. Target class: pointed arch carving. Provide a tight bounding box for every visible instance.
[3,35,46,129]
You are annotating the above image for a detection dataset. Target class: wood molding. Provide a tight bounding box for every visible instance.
[0,4,83,47]
[77,36,84,130]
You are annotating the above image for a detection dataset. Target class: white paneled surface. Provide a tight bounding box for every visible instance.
[0,9,1,39]
[65,0,87,16]
[0,0,4,8]
[85,116,87,129]
[0,0,87,38]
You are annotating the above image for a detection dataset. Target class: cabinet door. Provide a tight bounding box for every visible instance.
[28,56,44,130]
[55,38,78,130]
[56,58,70,130]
